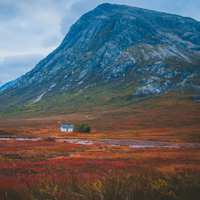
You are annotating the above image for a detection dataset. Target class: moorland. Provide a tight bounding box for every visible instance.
[0,99,200,200]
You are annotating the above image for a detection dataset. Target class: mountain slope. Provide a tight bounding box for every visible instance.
[0,76,23,93]
[0,3,200,116]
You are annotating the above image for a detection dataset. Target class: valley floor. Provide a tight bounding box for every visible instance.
[0,136,199,199]
[0,108,199,199]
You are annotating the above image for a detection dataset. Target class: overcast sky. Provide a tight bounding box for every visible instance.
[0,0,200,86]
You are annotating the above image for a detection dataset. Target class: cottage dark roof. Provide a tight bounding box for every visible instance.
[61,125,73,129]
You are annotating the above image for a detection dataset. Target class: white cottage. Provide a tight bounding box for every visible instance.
[60,125,73,132]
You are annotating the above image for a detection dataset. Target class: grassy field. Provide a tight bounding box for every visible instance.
[0,103,200,142]
[0,138,199,199]
[0,99,200,199]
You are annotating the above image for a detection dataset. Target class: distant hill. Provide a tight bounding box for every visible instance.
[0,3,200,117]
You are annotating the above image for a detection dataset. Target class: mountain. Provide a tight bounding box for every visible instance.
[0,76,23,93]
[0,3,200,116]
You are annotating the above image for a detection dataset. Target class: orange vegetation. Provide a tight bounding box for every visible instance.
[0,105,199,199]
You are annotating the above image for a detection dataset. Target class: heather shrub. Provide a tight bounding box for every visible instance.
[1,173,199,200]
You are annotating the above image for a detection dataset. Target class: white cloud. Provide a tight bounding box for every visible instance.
[0,0,80,56]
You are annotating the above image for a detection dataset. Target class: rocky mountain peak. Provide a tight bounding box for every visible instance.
[0,3,200,115]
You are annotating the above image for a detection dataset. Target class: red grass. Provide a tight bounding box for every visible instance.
[0,106,199,199]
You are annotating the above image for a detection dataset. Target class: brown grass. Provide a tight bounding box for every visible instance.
[0,102,199,199]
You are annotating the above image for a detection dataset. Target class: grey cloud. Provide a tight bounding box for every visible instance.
[41,35,62,48]
[0,3,23,22]
[0,54,44,86]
